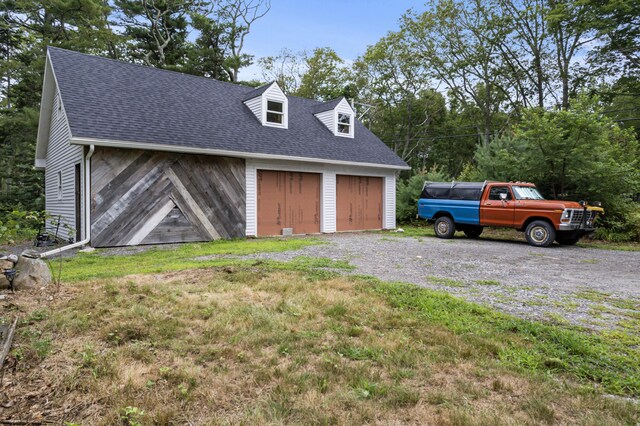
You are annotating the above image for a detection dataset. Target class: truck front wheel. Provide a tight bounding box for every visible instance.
[434,217,456,239]
[525,221,556,247]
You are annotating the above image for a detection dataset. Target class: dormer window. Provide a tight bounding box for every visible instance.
[266,100,284,125]
[243,82,289,129]
[313,97,355,138]
[337,113,352,135]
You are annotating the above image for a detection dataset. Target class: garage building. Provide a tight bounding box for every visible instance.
[35,48,409,247]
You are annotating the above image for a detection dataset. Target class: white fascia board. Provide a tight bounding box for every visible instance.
[35,51,73,167]
[35,53,55,165]
[69,136,411,170]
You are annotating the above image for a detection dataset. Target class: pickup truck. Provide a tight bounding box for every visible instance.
[417,181,604,247]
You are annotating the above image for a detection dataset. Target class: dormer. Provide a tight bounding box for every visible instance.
[243,82,288,129]
[313,97,355,138]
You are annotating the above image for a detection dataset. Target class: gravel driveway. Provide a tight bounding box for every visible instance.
[244,232,640,333]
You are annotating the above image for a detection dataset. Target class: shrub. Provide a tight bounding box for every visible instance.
[396,166,450,224]
[0,210,44,245]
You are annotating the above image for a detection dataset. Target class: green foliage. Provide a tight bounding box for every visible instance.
[474,96,640,239]
[396,166,450,223]
[0,209,44,245]
[296,47,354,101]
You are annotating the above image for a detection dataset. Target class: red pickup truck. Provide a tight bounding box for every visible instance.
[417,181,604,247]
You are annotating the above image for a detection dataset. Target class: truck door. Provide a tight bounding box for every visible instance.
[480,185,515,227]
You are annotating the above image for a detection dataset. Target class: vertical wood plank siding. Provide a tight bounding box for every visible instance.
[90,147,245,247]
[45,91,83,242]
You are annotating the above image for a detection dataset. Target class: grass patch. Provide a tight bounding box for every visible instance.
[474,279,501,286]
[5,256,640,423]
[57,237,321,281]
[427,276,466,287]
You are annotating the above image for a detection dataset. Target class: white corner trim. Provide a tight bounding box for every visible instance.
[35,158,47,169]
[69,137,411,170]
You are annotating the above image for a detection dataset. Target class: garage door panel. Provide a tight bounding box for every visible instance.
[258,170,321,236]
[257,170,287,236]
[337,175,383,231]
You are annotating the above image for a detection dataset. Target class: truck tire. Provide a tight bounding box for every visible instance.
[463,225,483,239]
[434,216,456,239]
[556,232,582,246]
[525,221,556,247]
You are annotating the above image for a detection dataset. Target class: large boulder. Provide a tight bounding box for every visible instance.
[13,250,52,290]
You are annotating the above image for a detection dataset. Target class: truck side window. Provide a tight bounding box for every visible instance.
[488,186,512,200]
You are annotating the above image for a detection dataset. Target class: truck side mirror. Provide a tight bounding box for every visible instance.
[499,193,508,201]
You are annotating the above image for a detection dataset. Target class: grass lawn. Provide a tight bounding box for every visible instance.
[2,238,639,425]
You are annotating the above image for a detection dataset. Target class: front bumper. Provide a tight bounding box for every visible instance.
[558,223,596,232]
[558,207,602,232]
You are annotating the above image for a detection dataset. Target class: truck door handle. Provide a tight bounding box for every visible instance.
[485,203,492,206]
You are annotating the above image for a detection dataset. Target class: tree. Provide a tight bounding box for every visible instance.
[258,48,305,94]
[1,0,119,214]
[586,0,640,78]
[217,0,270,82]
[296,47,354,101]
[474,96,640,222]
[547,0,597,109]
[113,0,194,68]
[402,0,512,145]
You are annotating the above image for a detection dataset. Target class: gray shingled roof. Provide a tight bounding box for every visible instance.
[48,47,408,168]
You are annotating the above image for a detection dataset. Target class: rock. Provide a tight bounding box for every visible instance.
[0,260,14,270]
[13,253,52,290]
[21,249,41,259]
[79,247,96,253]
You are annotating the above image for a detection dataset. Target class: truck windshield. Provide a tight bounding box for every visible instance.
[512,186,545,200]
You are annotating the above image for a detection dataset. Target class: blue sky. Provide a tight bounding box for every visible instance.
[239,0,424,80]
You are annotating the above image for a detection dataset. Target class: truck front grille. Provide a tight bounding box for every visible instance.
[567,209,598,227]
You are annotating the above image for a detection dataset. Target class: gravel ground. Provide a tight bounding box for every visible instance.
[4,232,639,333]
[239,232,640,333]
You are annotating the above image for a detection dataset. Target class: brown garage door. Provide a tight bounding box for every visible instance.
[257,170,321,236]
[336,175,383,231]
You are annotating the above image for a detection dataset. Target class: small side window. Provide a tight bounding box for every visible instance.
[57,171,63,200]
[488,186,511,201]
[337,113,351,135]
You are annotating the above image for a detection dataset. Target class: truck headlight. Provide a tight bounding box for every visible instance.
[561,209,571,223]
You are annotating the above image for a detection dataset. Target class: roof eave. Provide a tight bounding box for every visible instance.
[69,136,411,170]
[35,50,72,168]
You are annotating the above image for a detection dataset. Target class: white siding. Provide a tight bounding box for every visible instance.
[384,173,397,229]
[314,110,334,134]
[245,159,397,236]
[245,163,257,236]
[244,96,262,122]
[322,172,336,233]
[44,91,83,242]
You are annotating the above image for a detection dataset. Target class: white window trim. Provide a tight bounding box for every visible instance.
[57,171,63,200]
[335,110,354,138]
[262,97,288,129]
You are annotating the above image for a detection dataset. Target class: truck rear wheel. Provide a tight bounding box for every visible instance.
[434,216,456,239]
[525,221,556,247]
[463,225,483,239]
